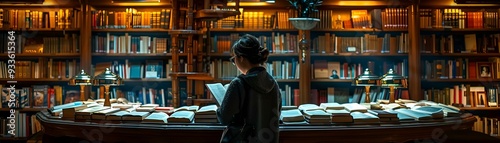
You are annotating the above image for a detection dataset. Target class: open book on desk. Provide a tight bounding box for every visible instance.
[205,83,231,106]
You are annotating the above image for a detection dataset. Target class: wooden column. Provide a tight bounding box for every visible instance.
[171,34,179,107]
[171,0,178,30]
[408,3,421,100]
[299,30,311,104]
[81,0,92,100]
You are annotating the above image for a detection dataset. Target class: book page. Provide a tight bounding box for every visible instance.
[205,83,227,106]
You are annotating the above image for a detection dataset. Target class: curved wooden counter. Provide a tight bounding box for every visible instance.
[36,111,478,143]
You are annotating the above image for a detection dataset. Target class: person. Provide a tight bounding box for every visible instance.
[481,66,491,77]
[217,34,281,143]
[329,69,340,79]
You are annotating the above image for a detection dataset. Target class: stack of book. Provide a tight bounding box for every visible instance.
[280,109,306,124]
[195,105,218,123]
[350,111,380,123]
[303,110,332,124]
[368,110,398,122]
[321,103,353,123]
[142,112,170,124]
[168,111,195,123]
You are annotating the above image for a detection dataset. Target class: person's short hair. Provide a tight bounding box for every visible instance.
[230,34,269,65]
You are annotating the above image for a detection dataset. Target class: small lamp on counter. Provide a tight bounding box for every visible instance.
[380,69,406,103]
[92,68,123,106]
[353,68,380,103]
[69,70,93,101]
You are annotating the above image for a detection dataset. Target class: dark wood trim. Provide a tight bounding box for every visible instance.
[81,2,93,101]
[299,30,311,104]
[408,4,422,101]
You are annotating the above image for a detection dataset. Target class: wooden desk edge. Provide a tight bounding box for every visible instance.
[36,111,477,143]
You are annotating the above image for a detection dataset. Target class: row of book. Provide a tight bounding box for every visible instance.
[0,112,42,138]
[281,100,459,124]
[420,33,500,54]
[93,33,170,54]
[312,33,410,54]
[92,60,169,79]
[421,57,500,80]
[423,84,500,108]
[91,8,171,29]
[210,32,298,54]
[473,116,500,137]
[0,33,80,54]
[420,9,499,29]
[311,8,408,30]
[210,9,295,30]
[0,8,81,29]
[0,60,80,79]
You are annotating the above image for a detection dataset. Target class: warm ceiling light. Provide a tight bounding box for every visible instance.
[112,0,160,3]
[264,0,275,3]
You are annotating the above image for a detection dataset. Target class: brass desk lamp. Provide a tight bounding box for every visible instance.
[92,68,123,106]
[380,69,405,103]
[69,70,93,101]
[353,68,379,103]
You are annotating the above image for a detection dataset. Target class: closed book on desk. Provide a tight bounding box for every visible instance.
[326,109,350,115]
[112,104,134,110]
[91,108,121,120]
[195,105,217,120]
[75,106,110,120]
[350,111,380,123]
[61,104,88,119]
[174,105,199,112]
[394,108,432,121]
[381,103,407,110]
[303,110,331,123]
[342,103,368,113]
[280,109,305,122]
[168,111,195,123]
[320,103,344,110]
[368,110,397,118]
[327,109,353,123]
[106,111,130,121]
[122,111,151,121]
[298,104,324,111]
[142,112,169,124]
[136,107,156,112]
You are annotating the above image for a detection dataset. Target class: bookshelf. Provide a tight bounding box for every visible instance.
[0,0,82,141]
[1,0,500,140]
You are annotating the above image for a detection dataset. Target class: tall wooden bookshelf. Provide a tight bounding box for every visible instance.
[2,0,500,141]
[0,0,82,141]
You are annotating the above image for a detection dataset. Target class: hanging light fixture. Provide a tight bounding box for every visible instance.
[288,0,322,63]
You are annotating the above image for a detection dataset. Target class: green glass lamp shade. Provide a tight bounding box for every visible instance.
[92,68,123,86]
[353,68,379,86]
[69,70,93,86]
[380,69,404,87]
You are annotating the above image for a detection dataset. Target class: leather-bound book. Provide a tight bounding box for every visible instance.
[168,111,195,123]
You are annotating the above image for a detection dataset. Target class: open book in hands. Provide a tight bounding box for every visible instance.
[205,83,231,106]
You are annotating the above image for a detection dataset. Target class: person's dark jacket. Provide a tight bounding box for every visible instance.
[217,67,282,143]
